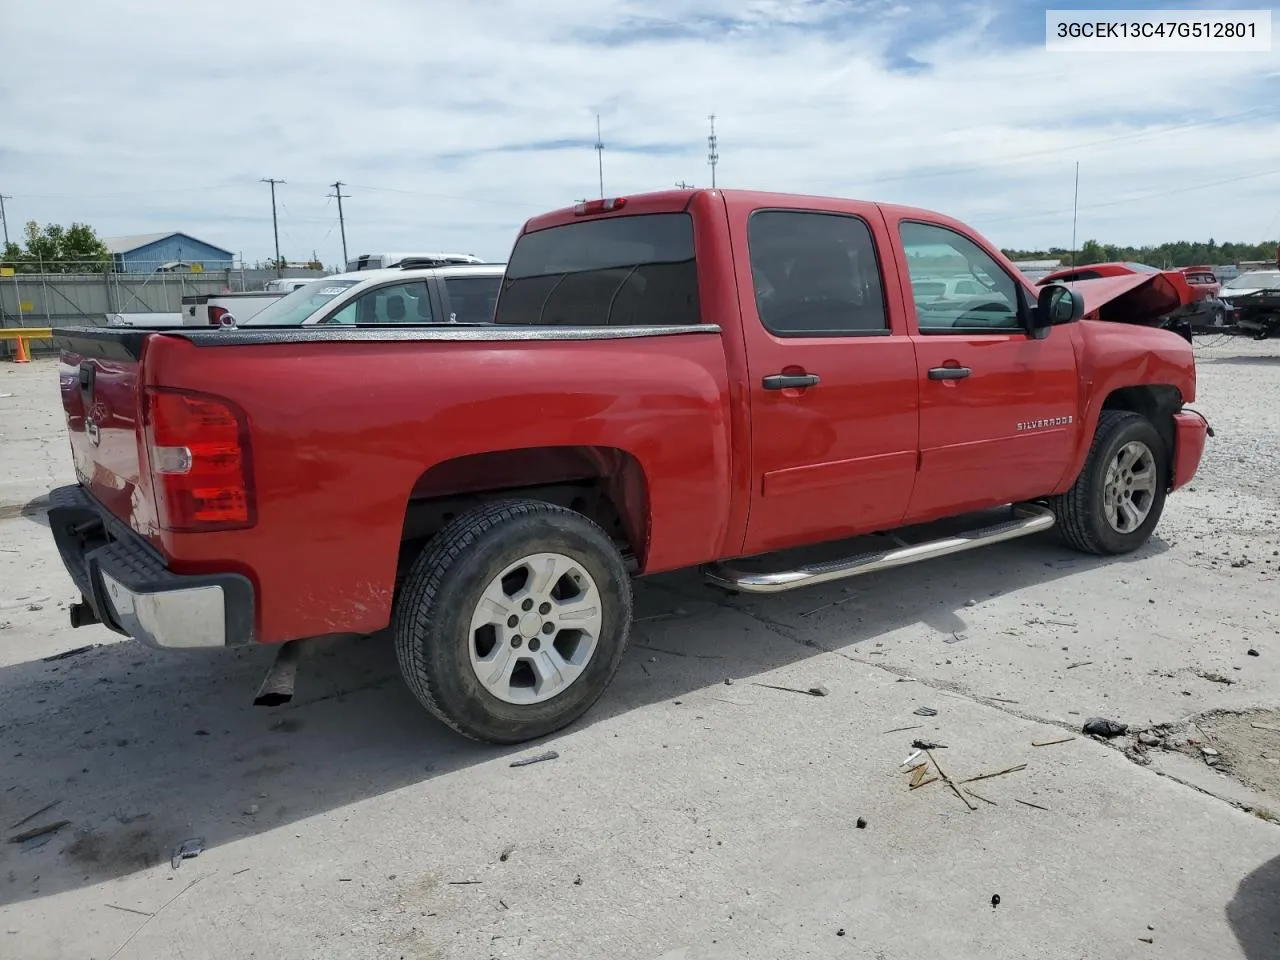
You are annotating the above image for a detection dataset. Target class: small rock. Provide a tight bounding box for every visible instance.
[808,684,829,697]
[244,804,260,816]
[1201,747,1220,757]
[1083,717,1128,738]
[1249,649,1260,657]
[836,928,846,937]
[27,604,43,612]
[855,817,867,830]
[965,599,977,607]
[1231,559,1250,568]
[991,894,1001,908]
[724,678,734,686]
[1138,732,1161,747]
[913,706,938,717]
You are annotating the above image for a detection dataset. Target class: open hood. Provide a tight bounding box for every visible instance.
[1052,272,1191,326]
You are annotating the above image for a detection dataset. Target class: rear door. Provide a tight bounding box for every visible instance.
[439,272,503,323]
[889,217,1081,521]
[730,201,920,556]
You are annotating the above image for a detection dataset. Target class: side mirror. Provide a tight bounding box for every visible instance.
[1031,283,1084,338]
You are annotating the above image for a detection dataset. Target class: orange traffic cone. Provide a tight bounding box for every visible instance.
[14,336,30,363]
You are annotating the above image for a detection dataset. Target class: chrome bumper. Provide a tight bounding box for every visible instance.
[47,485,254,649]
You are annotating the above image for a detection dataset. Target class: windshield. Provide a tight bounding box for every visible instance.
[1121,262,1161,273]
[1226,271,1280,290]
[241,279,361,325]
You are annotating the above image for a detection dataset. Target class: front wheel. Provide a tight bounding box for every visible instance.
[393,499,633,744]
[1052,410,1169,555]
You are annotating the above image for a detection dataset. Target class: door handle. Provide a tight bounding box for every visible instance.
[927,366,971,381]
[763,373,821,390]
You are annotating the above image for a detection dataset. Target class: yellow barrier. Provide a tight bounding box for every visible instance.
[0,328,53,341]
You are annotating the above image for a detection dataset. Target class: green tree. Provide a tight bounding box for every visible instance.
[1,220,111,273]
[1001,238,1279,269]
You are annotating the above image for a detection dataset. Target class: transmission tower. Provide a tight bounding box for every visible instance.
[706,115,719,189]
[594,113,605,199]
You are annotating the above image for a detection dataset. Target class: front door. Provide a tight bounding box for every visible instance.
[892,219,1081,522]
[732,204,921,556]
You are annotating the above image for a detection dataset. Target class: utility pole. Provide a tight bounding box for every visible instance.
[707,114,719,190]
[675,181,695,189]
[260,177,285,277]
[0,193,11,247]
[1070,162,1080,269]
[594,113,605,199]
[328,181,349,266]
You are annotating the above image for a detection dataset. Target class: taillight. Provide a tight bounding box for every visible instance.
[208,305,229,326]
[574,197,627,216]
[144,388,254,532]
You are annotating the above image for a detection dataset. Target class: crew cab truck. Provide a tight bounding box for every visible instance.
[48,188,1210,744]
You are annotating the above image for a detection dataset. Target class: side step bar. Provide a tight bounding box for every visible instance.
[702,503,1056,595]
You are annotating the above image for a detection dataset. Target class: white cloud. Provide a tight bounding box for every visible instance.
[2,0,1279,265]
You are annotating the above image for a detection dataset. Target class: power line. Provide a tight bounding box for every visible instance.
[328,181,350,265]
[840,104,1280,191]
[973,165,1280,228]
[259,178,285,278]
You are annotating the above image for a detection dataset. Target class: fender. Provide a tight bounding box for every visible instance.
[1056,321,1196,492]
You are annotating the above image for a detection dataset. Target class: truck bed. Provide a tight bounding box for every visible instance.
[53,321,735,645]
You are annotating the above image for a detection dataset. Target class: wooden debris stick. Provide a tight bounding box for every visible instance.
[105,904,153,918]
[1032,737,1076,747]
[909,765,929,788]
[10,800,61,830]
[1066,661,1094,670]
[883,724,924,735]
[927,747,976,812]
[965,789,997,806]
[959,764,1027,785]
[1015,798,1050,811]
[8,820,70,844]
[909,776,939,791]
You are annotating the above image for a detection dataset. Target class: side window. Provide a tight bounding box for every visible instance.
[747,210,888,336]
[322,281,433,325]
[899,221,1021,333]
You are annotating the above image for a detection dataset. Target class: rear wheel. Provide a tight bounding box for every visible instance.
[393,499,632,744]
[1053,410,1168,555]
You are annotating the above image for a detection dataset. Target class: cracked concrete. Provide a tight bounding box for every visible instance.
[2,339,1279,959]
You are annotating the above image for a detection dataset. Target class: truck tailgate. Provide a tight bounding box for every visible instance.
[57,330,153,533]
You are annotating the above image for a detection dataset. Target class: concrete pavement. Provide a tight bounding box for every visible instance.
[1,341,1278,959]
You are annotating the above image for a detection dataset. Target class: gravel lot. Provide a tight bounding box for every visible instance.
[1,338,1279,960]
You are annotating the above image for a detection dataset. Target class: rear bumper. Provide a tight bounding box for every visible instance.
[1170,410,1210,492]
[47,485,254,649]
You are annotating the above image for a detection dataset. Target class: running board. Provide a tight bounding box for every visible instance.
[702,503,1056,595]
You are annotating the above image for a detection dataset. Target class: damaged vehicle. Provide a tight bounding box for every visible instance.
[47,188,1210,743]
[1219,269,1280,340]
[1036,261,1222,338]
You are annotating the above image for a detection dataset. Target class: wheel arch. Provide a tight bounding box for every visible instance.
[397,445,651,572]
[1060,383,1183,492]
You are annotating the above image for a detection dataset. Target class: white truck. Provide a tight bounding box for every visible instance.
[180,290,289,327]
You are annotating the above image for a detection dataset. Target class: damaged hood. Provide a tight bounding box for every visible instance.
[1051,272,1191,326]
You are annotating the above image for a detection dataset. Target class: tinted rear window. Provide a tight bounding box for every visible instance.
[494,213,700,326]
[444,275,502,323]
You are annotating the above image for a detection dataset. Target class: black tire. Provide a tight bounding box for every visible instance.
[393,499,632,744]
[1053,410,1169,555]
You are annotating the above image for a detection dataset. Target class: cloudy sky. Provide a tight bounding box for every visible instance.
[3,0,1278,266]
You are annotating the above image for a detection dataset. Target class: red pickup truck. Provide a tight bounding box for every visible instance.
[48,189,1210,743]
